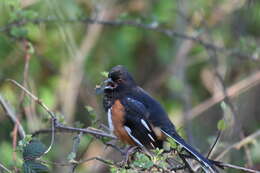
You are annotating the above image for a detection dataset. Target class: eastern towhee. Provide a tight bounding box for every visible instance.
[97,65,218,173]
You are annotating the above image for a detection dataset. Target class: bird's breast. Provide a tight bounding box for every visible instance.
[109,99,136,145]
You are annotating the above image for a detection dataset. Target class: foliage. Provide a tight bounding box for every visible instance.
[0,0,260,172]
[22,140,48,173]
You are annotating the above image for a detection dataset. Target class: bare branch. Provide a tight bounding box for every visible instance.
[207,131,222,159]
[8,79,116,139]
[0,162,12,173]
[0,94,26,139]
[41,156,118,167]
[188,71,260,120]
[7,79,56,119]
[44,118,55,155]
[219,163,260,173]
[33,124,116,139]
[69,132,83,173]
[216,130,260,160]
[0,17,254,61]
[55,124,116,139]
[78,156,116,167]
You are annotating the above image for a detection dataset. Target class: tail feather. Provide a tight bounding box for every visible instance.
[162,130,218,173]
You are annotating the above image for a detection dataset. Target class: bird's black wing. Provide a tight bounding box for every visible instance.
[132,87,218,173]
[120,97,163,149]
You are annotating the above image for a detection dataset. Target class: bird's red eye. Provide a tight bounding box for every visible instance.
[117,79,123,83]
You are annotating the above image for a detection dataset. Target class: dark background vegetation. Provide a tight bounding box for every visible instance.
[0,0,260,172]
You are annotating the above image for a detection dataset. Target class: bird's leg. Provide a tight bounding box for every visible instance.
[99,124,111,133]
[119,146,139,166]
[178,152,195,173]
[179,147,195,159]
[105,140,126,155]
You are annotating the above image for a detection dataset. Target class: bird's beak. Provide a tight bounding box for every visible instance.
[95,78,116,94]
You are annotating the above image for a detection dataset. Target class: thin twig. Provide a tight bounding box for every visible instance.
[12,124,18,171]
[7,79,56,119]
[0,94,26,139]
[207,43,238,119]
[188,71,260,120]
[215,130,260,160]
[69,132,82,173]
[43,118,55,155]
[0,17,254,61]
[78,156,117,167]
[55,124,116,139]
[41,156,117,167]
[32,124,116,139]
[207,130,222,159]
[0,17,216,48]
[219,162,260,173]
[0,162,12,173]
[178,153,194,173]
[240,131,253,167]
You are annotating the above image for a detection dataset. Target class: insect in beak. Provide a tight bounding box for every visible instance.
[95,78,117,94]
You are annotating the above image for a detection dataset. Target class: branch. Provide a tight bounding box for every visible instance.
[55,124,116,139]
[207,131,222,159]
[0,17,254,60]
[69,132,82,173]
[188,71,260,120]
[33,124,116,139]
[43,118,55,155]
[7,79,55,119]
[219,162,260,173]
[6,78,116,163]
[0,94,26,139]
[41,156,118,167]
[215,130,260,160]
[0,162,12,173]
[8,79,116,140]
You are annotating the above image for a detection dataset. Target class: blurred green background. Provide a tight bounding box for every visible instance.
[0,0,260,172]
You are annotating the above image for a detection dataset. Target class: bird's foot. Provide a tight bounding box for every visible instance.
[119,146,139,167]
[105,141,126,155]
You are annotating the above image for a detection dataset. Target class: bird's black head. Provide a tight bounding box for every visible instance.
[96,65,136,94]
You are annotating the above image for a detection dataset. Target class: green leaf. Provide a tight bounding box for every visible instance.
[133,152,153,169]
[22,10,38,19]
[220,101,227,110]
[23,140,47,160]
[5,0,20,9]
[85,105,97,125]
[168,77,184,92]
[27,42,35,54]
[153,148,164,156]
[217,119,227,131]
[167,137,178,149]
[100,71,109,78]
[67,152,76,162]
[18,135,32,152]
[10,27,28,38]
[23,161,48,173]
[55,112,65,124]
[85,105,94,112]
[118,12,129,20]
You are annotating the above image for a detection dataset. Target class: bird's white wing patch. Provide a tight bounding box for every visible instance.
[124,126,144,147]
[148,134,155,142]
[107,108,114,132]
[141,119,151,132]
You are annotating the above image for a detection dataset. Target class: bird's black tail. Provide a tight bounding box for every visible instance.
[162,130,218,173]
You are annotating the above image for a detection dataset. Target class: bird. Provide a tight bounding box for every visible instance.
[96,65,218,173]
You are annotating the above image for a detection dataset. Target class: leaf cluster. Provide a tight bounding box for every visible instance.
[22,139,48,173]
